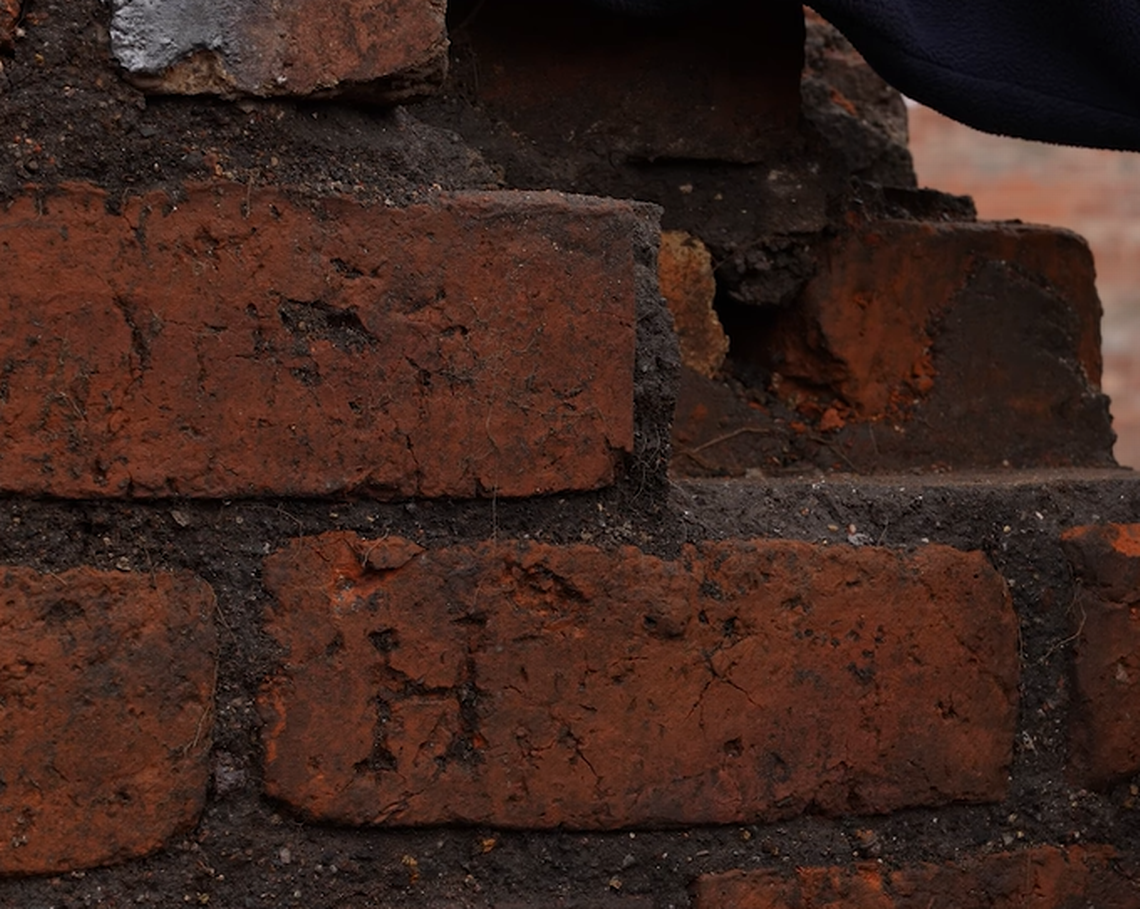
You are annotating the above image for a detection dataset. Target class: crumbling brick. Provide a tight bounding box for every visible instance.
[677,219,1114,475]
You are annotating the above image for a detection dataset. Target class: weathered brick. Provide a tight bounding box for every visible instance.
[0,183,640,498]
[260,533,1017,828]
[453,0,802,164]
[694,846,1139,909]
[0,567,216,874]
[784,222,1105,414]
[678,219,1113,474]
[801,11,914,187]
[110,0,447,101]
[1061,523,1140,787]
[910,103,1140,469]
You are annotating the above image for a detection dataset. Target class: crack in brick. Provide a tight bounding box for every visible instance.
[263,535,1017,827]
[111,296,155,382]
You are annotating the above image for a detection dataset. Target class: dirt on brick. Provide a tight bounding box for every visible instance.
[2,2,1140,908]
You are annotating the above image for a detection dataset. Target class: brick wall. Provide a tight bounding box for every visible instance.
[1,2,1139,907]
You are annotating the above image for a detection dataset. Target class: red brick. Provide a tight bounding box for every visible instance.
[910,103,1140,469]
[694,846,1139,909]
[113,0,447,101]
[776,222,1103,413]
[0,567,216,874]
[784,221,1103,412]
[260,533,1017,827]
[682,219,1113,474]
[0,183,639,498]
[1061,523,1140,787]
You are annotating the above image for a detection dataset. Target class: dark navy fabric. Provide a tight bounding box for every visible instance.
[589,0,1140,151]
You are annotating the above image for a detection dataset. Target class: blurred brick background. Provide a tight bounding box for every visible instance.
[909,103,1140,467]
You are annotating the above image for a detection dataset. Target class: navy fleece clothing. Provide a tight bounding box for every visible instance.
[591,0,1140,151]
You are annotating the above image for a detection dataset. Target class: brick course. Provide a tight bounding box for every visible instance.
[694,846,1139,909]
[1061,523,1140,787]
[261,533,1017,827]
[0,183,642,499]
[0,567,216,874]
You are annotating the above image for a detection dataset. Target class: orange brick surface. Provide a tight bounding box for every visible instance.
[0,567,216,874]
[1061,523,1140,787]
[658,231,727,378]
[694,846,1139,909]
[0,183,639,498]
[260,533,1017,827]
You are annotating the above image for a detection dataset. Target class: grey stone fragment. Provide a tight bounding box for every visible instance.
[110,0,235,74]
[108,0,448,101]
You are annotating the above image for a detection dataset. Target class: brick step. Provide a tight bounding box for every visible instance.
[2,182,1113,503]
[420,0,1117,475]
